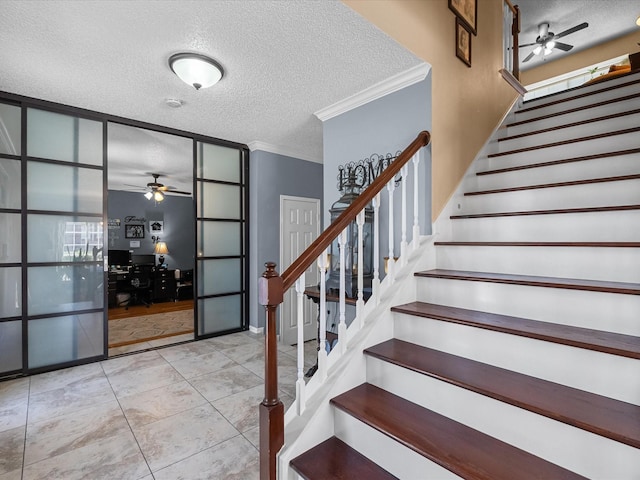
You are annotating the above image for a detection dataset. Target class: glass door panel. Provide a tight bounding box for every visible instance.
[25,107,105,372]
[195,142,247,337]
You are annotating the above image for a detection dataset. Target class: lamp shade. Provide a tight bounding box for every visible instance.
[154,242,169,255]
[169,53,224,90]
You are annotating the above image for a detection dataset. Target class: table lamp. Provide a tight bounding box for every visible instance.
[154,241,169,267]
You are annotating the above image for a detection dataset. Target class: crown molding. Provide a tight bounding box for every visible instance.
[247,140,322,164]
[314,63,430,121]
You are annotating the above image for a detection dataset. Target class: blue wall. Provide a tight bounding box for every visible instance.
[322,74,432,235]
[107,190,194,272]
[249,150,323,329]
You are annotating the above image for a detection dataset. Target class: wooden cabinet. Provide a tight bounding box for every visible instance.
[153,269,176,302]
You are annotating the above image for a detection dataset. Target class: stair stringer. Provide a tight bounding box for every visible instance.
[278,236,438,479]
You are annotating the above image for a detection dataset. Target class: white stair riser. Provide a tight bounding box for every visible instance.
[435,245,640,283]
[515,82,640,122]
[366,358,640,480]
[460,179,640,214]
[449,211,640,242]
[333,408,461,479]
[488,130,640,166]
[497,111,640,152]
[521,75,640,109]
[475,153,640,190]
[415,277,640,336]
[506,99,640,136]
[393,314,640,404]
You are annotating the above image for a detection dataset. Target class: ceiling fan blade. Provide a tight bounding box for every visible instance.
[553,41,573,52]
[522,51,536,63]
[518,42,538,48]
[554,22,588,40]
[165,190,192,195]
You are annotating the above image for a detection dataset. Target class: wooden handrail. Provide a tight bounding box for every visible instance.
[281,130,431,291]
[504,0,517,15]
[259,130,430,480]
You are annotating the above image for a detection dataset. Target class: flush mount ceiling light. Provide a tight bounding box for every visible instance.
[168,53,224,90]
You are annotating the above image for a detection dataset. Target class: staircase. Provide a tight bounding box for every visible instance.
[287,71,640,478]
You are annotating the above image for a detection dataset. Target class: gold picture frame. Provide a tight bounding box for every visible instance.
[455,18,472,67]
[449,0,477,36]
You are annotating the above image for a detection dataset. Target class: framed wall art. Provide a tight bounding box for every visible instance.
[449,0,477,35]
[455,18,472,67]
[125,224,145,239]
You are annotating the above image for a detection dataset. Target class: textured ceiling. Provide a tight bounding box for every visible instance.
[517,0,640,70]
[0,0,422,193]
[1,1,637,194]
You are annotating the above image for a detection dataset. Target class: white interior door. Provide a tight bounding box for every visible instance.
[280,195,320,346]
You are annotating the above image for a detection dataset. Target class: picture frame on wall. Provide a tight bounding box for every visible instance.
[125,224,145,239]
[149,220,164,234]
[449,0,477,36]
[455,18,472,67]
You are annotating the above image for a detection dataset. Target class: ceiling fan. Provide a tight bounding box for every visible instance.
[126,173,191,202]
[520,21,588,63]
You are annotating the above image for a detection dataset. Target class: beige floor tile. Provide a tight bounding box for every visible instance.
[243,426,260,449]
[24,398,128,466]
[0,377,29,402]
[189,364,263,402]
[29,362,103,396]
[101,349,165,376]
[206,332,261,351]
[132,404,238,473]
[107,362,184,397]
[0,396,28,434]
[27,373,115,425]
[167,350,236,379]
[119,380,207,428]
[0,426,24,475]
[212,384,263,433]
[22,430,149,480]
[0,469,22,480]
[153,435,259,480]
[157,340,220,363]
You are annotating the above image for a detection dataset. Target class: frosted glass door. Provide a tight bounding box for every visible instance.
[195,142,248,337]
[25,108,105,370]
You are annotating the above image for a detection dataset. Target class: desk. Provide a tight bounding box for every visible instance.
[108,268,176,307]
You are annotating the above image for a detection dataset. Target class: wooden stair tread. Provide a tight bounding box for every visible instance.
[450,203,640,219]
[414,269,640,295]
[290,436,397,480]
[331,383,586,480]
[518,75,640,113]
[465,173,640,196]
[434,241,640,247]
[364,340,640,449]
[390,301,640,359]
[477,148,640,176]
[499,108,640,142]
[509,93,640,127]
[487,126,640,158]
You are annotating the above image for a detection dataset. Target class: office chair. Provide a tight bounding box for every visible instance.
[125,267,153,309]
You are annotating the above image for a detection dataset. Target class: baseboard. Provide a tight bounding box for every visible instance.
[250,325,264,335]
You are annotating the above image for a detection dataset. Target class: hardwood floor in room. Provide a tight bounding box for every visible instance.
[108,299,194,320]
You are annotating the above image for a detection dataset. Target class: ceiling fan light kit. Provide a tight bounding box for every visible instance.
[135,173,192,202]
[520,21,588,63]
[169,52,224,90]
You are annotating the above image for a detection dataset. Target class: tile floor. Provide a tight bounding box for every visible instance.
[0,332,318,480]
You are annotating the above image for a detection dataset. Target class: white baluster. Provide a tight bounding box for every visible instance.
[316,251,328,381]
[338,228,347,354]
[412,151,421,251]
[356,210,365,326]
[295,273,306,415]
[400,164,408,266]
[372,193,381,303]
[387,179,396,281]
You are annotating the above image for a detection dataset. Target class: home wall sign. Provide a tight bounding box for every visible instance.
[336,151,402,194]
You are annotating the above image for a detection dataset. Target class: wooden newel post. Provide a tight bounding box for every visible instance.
[259,262,284,480]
